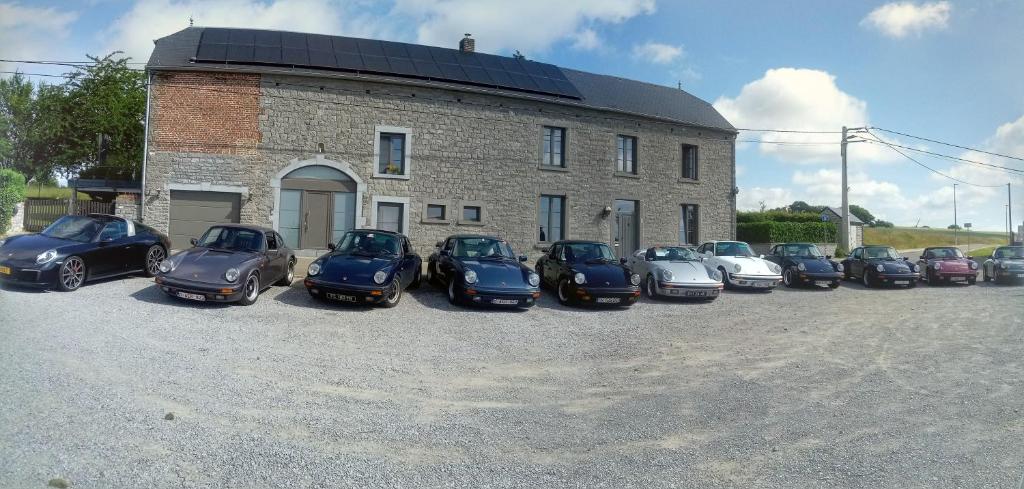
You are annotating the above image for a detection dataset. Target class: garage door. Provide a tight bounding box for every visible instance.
[169,190,241,249]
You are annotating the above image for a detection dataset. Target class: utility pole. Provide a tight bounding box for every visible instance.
[953,184,958,246]
[841,126,849,253]
[1009,183,1014,244]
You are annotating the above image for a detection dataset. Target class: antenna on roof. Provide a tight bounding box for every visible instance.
[677,81,682,90]
[513,50,525,60]
[189,15,194,27]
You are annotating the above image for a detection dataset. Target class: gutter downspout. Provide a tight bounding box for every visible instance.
[140,70,152,222]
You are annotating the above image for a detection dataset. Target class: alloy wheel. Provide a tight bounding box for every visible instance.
[448,279,458,304]
[146,246,165,275]
[245,275,259,301]
[646,275,658,298]
[61,257,85,291]
[386,278,401,304]
[557,279,570,304]
[783,269,793,287]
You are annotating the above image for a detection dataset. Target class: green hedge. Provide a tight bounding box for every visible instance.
[736,211,822,223]
[0,169,28,235]
[737,221,837,243]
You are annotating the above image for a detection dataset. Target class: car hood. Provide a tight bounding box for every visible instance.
[790,257,837,273]
[927,258,973,271]
[716,256,778,275]
[167,248,259,281]
[0,234,79,262]
[317,252,399,284]
[571,261,631,287]
[867,259,915,274]
[652,260,717,282]
[460,258,531,286]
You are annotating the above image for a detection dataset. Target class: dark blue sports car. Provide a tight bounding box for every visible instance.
[535,240,641,307]
[304,229,421,307]
[426,234,540,308]
[764,242,843,289]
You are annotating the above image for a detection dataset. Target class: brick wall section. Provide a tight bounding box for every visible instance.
[145,72,736,258]
[150,72,261,155]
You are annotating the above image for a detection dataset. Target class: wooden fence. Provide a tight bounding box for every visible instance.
[23,199,115,232]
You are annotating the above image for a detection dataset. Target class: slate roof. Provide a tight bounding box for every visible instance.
[822,207,864,225]
[146,27,735,133]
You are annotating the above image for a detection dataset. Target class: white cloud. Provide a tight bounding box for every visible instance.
[632,41,683,64]
[737,187,793,211]
[0,2,79,73]
[102,0,387,63]
[714,68,898,164]
[570,28,600,51]
[394,0,656,54]
[861,1,951,38]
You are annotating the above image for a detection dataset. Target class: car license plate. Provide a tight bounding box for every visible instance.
[950,276,966,282]
[894,280,909,285]
[491,298,519,305]
[753,282,772,288]
[596,297,621,304]
[684,290,709,297]
[176,291,206,301]
[815,281,830,286]
[0,266,9,275]
[326,293,357,302]
[1017,274,1024,278]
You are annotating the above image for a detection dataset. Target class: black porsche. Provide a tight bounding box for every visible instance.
[304,229,421,307]
[427,234,541,308]
[156,224,295,305]
[765,242,844,289]
[0,214,170,291]
[535,240,641,307]
[841,245,920,288]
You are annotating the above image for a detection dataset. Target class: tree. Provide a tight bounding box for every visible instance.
[789,201,824,214]
[848,204,876,226]
[947,224,961,230]
[873,220,894,228]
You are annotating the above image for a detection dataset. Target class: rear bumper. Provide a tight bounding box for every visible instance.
[456,283,540,308]
[304,278,389,304]
[155,276,244,302]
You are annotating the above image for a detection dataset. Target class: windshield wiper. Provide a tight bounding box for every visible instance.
[585,257,612,264]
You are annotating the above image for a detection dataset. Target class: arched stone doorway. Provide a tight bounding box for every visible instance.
[271,157,364,250]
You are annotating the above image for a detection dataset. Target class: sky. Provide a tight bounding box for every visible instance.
[2,0,1022,231]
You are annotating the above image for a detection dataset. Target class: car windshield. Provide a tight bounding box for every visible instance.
[335,231,401,256]
[40,215,103,243]
[197,226,264,252]
[781,244,824,258]
[650,247,698,261]
[994,246,1024,259]
[863,246,901,260]
[563,242,616,263]
[714,241,755,257]
[451,237,516,259]
[925,247,964,259]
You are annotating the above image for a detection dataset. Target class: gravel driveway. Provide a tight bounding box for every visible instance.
[1,276,1022,488]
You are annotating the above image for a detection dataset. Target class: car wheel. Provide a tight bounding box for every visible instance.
[829,281,840,289]
[447,279,461,305]
[557,278,573,306]
[381,278,402,308]
[862,271,873,288]
[275,261,294,286]
[143,245,165,277]
[718,267,730,290]
[426,262,437,286]
[967,275,976,285]
[56,256,86,292]
[645,275,659,299]
[782,268,795,288]
[983,267,991,282]
[238,273,260,306]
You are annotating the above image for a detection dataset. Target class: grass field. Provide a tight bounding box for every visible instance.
[864,226,1009,250]
[23,185,91,201]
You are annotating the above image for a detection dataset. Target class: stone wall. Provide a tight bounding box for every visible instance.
[144,71,736,259]
[114,194,141,222]
[7,201,24,235]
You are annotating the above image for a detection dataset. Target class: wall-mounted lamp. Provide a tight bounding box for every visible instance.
[732,187,740,195]
[601,206,613,218]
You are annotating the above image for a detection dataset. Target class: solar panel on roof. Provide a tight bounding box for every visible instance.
[194,28,582,99]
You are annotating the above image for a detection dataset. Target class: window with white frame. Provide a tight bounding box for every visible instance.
[373,126,411,179]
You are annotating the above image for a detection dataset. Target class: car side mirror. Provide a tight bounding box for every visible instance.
[825,255,832,260]
[327,243,336,251]
[518,255,528,262]
[902,256,909,261]
[435,240,443,248]
[619,257,628,265]
[540,247,550,253]
[439,249,450,256]
[189,238,198,246]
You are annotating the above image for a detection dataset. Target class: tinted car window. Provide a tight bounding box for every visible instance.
[563,243,615,262]
[40,216,104,243]
[649,246,698,261]
[864,246,900,259]
[98,220,128,241]
[782,244,823,257]
[335,231,400,256]
[451,237,515,258]
[198,227,264,252]
[266,233,278,250]
[715,241,755,257]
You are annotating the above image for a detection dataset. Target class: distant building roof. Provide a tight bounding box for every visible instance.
[147,27,735,133]
[822,207,864,225]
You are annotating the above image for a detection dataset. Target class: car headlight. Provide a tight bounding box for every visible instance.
[970,261,978,270]
[933,262,941,270]
[307,262,321,276]
[1000,262,1008,270]
[464,270,478,284]
[836,263,844,272]
[574,272,586,284]
[769,263,782,274]
[661,269,674,282]
[912,264,920,272]
[797,262,806,271]
[733,264,742,273]
[876,264,885,272]
[224,268,240,282]
[35,249,58,264]
[374,270,389,284]
[159,258,176,273]
[527,272,540,287]
[712,269,723,281]
[630,273,641,286]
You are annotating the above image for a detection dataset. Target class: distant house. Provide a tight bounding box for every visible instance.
[820,207,863,250]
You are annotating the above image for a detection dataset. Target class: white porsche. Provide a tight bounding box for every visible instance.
[696,240,783,290]
[628,246,724,300]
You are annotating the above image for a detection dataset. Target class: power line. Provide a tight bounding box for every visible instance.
[0,70,71,78]
[737,128,842,134]
[857,136,1024,174]
[0,59,148,66]
[870,126,1024,163]
[736,139,838,146]
[865,129,1006,188]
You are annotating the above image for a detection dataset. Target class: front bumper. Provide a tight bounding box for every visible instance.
[0,261,60,288]
[994,269,1024,282]
[727,273,782,289]
[873,272,920,285]
[794,271,842,286]
[931,269,977,282]
[304,278,389,304]
[457,283,540,308]
[573,285,641,306]
[155,276,244,302]
[656,281,723,298]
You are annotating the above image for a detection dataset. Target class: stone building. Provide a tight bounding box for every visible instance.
[143,27,737,257]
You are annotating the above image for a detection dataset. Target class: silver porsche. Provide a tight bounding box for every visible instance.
[627,246,724,300]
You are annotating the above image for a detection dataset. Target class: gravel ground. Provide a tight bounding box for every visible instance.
[1,275,1023,488]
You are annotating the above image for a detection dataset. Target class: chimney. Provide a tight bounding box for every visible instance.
[459,33,475,53]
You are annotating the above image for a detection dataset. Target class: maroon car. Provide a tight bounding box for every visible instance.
[916,246,978,285]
